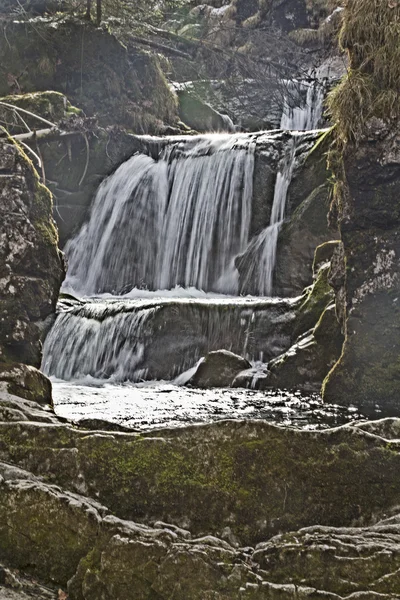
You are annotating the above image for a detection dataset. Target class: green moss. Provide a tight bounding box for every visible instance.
[292,264,334,339]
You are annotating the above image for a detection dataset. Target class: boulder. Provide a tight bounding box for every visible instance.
[187,350,251,388]
[176,88,235,132]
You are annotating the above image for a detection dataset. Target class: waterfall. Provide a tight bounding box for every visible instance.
[64,134,255,296]
[238,138,297,295]
[237,77,324,295]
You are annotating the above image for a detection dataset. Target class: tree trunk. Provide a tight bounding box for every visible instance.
[96,0,102,25]
[85,0,91,20]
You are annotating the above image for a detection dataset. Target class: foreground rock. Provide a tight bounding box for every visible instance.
[188,350,251,388]
[2,389,400,548]
[1,393,400,598]
[0,138,64,402]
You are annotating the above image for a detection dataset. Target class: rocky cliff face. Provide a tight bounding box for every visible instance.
[0,138,64,402]
[323,129,400,413]
[321,0,400,414]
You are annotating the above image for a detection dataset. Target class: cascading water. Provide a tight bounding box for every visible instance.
[64,134,256,296]
[42,295,298,383]
[43,74,330,432]
[280,77,325,131]
[237,77,324,295]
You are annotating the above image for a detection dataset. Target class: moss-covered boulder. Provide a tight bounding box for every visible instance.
[0,91,80,135]
[266,303,343,392]
[0,137,64,400]
[3,391,400,547]
[177,88,234,132]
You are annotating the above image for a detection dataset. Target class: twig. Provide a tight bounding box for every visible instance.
[78,132,90,187]
[17,139,42,169]
[35,139,46,184]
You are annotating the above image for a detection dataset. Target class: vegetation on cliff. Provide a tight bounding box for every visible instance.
[328,0,400,142]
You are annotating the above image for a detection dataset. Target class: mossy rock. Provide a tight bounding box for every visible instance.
[0,363,52,405]
[0,91,80,135]
[0,17,178,134]
[177,89,233,133]
[0,137,64,398]
[292,263,334,340]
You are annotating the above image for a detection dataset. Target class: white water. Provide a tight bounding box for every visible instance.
[64,134,256,296]
[280,78,325,131]
[239,137,297,295]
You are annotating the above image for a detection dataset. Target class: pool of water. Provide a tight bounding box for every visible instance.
[52,379,365,431]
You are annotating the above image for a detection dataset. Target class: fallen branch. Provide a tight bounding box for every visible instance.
[128,35,193,59]
[0,101,56,128]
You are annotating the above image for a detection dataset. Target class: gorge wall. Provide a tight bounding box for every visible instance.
[322,0,400,414]
[0,137,64,403]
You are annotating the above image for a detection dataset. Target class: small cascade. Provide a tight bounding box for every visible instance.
[280,78,325,131]
[42,296,298,382]
[64,134,256,296]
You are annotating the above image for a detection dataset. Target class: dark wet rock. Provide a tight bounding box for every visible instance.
[0,138,64,400]
[322,129,400,415]
[274,185,335,296]
[76,418,135,432]
[274,130,339,296]
[187,350,251,388]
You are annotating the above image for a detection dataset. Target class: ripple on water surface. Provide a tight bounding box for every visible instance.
[52,379,364,431]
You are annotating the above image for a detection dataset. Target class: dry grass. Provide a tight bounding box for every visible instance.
[328,0,400,142]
